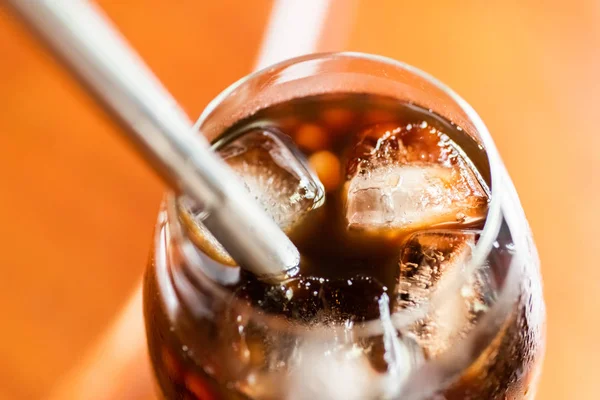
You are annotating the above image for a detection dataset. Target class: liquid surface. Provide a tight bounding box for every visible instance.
[185,93,490,323]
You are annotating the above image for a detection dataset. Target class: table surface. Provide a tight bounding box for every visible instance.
[1,1,599,399]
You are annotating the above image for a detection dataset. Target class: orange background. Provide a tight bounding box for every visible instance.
[0,1,599,399]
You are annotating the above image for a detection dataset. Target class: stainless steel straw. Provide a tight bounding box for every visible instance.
[6,0,300,278]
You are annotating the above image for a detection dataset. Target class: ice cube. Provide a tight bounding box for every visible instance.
[286,296,419,400]
[393,231,489,357]
[232,275,420,399]
[287,341,377,400]
[215,128,325,228]
[344,123,488,235]
[228,276,385,399]
[181,128,324,264]
[395,231,476,307]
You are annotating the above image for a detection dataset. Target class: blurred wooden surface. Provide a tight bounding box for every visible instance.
[0,1,598,399]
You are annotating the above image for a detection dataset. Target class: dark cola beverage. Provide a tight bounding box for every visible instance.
[144,93,544,400]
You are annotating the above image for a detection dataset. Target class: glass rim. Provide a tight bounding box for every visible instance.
[167,50,508,337]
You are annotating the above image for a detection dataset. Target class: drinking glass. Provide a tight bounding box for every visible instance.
[144,52,546,400]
